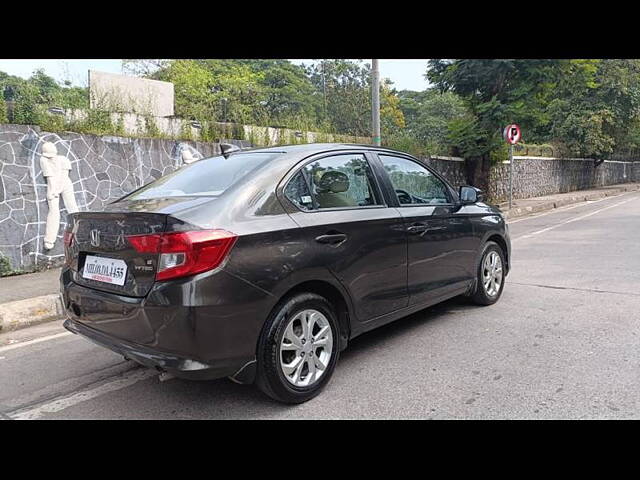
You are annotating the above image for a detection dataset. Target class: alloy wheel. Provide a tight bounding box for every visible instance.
[482,251,503,298]
[279,309,333,387]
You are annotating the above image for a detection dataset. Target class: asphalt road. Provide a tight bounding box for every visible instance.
[1,190,639,419]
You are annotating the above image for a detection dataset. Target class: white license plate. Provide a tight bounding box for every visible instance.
[82,255,128,286]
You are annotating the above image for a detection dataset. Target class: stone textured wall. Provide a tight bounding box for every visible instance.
[0,124,237,273]
[421,155,638,202]
[423,156,467,188]
[488,157,638,202]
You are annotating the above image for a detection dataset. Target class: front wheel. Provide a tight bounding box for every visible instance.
[470,241,506,306]
[256,293,340,404]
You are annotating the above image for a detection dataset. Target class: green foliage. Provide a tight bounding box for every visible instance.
[180,121,194,141]
[0,253,21,277]
[398,89,467,153]
[383,130,432,157]
[1,68,88,126]
[305,59,371,136]
[0,97,6,122]
[428,59,560,162]
[545,60,640,159]
[66,109,114,136]
[143,115,161,138]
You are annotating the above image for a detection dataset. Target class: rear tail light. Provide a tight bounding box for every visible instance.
[63,230,74,247]
[127,229,237,281]
[63,229,74,265]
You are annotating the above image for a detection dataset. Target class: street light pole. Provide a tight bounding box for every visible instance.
[371,59,381,146]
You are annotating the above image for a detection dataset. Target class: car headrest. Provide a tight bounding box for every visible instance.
[315,170,350,193]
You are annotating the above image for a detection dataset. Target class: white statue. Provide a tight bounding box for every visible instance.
[181,148,198,165]
[40,142,79,250]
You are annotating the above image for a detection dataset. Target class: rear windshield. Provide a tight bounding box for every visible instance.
[122,152,282,200]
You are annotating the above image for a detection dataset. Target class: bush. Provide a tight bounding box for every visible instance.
[0,98,7,122]
[0,254,20,277]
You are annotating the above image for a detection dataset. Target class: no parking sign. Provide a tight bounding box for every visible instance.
[504,124,521,145]
[504,124,521,210]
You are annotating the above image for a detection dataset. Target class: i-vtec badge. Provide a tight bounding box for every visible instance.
[89,229,101,248]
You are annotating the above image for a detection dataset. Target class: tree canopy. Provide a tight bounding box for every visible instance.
[4,59,640,174]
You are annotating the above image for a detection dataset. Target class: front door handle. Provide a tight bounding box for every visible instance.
[315,233,348,245]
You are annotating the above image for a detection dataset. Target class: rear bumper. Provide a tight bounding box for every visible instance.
[60,267,272,383]
[63,317,251,380]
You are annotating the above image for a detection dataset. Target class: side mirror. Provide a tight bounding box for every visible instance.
[459,186,484,204]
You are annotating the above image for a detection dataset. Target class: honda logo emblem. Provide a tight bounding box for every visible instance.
[89,229,101,248]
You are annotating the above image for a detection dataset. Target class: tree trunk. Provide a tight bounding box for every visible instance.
[464,154,491,192]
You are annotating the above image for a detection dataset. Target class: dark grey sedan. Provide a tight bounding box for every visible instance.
[61,143,511,403]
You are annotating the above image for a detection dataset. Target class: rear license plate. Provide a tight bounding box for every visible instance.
[82,255,128,286]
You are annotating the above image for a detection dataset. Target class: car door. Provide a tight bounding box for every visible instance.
[280,151,409,322]
[376,154,477,306]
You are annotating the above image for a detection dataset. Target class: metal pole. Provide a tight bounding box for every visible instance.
[371,59,381,146]
[509,143,514,209]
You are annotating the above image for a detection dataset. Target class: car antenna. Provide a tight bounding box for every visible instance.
[220,142,241,158]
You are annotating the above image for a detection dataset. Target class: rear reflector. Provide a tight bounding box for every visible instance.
[127,230,237,281]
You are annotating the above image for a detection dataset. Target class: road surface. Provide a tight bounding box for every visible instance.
[1,190,639,419]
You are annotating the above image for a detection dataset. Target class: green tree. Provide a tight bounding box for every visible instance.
[547,60,640,159]
[305,59,372,136]
[427,59,560,189]
[398,88,467,154]
[234,59,320,129]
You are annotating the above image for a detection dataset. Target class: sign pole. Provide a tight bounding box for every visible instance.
[509,143,514,210]
[504,123,520,210]
[371,59,381,146]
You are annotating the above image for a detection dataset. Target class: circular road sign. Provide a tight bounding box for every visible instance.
[504,124,521,145]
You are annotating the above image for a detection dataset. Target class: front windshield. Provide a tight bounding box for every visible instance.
[122,152,282,200]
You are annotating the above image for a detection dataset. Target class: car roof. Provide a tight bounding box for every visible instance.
[231,143,414,157]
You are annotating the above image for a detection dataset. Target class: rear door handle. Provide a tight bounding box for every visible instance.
[406,223,430,235]
[315,233,348,245]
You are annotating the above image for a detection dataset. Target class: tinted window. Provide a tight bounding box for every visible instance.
[286,154,381,210]
[124,152,282,200]
[379,155,450,205]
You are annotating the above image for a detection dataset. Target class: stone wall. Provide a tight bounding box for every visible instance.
[488,156,638,202]
[423,156,467,189]
[0,124,236,273]
[421,155,638,202]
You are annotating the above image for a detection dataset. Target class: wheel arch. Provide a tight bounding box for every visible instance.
[486,233,510,273]
[272,279,352,352]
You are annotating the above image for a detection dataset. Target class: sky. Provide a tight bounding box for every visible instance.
[0,59,431,92]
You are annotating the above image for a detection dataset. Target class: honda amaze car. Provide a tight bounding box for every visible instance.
[61,143,510,404]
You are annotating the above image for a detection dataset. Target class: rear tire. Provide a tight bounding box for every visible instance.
[471,241,505,306]
[255,293,340,404]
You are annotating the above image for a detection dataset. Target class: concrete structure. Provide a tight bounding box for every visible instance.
[88,70,175,117]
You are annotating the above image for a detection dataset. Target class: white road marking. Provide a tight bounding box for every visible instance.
[0,332,74,354]
[8,368,157,420]
[514,196,638,242]
[507,190,634,225]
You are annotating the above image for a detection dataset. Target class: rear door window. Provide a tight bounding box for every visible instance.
[284,154,382,210]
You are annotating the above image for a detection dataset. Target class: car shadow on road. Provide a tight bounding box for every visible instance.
[124,296,477,419]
